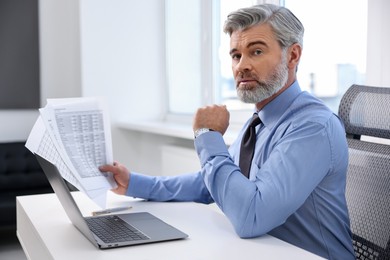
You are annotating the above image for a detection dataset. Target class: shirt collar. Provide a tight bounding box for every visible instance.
[257,81,302,129]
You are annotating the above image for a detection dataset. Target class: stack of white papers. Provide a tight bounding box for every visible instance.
[26,97,117,208]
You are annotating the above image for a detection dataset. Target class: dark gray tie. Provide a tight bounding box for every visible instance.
[239,113,261,178]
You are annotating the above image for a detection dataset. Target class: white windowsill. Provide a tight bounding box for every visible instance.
[117,120,238,146]
[117,121,390,147]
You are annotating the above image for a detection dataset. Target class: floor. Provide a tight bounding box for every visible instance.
[0,228,27,260]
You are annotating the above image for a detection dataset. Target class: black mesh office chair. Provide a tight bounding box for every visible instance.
[338,84,390,260]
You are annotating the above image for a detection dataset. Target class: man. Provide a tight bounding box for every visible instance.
[100,4,355,259]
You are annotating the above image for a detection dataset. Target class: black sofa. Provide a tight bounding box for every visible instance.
[0,142,53,229]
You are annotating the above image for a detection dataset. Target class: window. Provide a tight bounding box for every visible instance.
[165,0,257,118]
[165,0,368,120]
[282,0,367,112]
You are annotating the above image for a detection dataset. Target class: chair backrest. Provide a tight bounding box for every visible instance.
[338,84,390,260]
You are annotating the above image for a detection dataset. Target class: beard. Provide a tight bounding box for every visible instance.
[236,52,289,104]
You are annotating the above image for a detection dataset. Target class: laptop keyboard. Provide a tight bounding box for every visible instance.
[86,215,150,243]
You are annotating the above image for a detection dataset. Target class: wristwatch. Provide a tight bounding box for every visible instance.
[194,128,213,139]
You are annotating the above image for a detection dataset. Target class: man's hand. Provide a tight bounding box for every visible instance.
[193,105,230,135]
[99,162,130,195]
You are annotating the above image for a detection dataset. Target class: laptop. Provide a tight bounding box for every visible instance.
[35,154,188,249]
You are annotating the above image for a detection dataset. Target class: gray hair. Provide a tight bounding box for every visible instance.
[223,4,304,49]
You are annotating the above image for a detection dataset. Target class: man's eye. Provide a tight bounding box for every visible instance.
[254,49,262,55]
[231,53,241,60]
[253,49,263,56]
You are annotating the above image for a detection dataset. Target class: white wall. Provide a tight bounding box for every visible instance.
[39,0,82,102]
[78,0,173,174]
[37,0,181,175]
[79,0,166,123]
[0,110,39,142]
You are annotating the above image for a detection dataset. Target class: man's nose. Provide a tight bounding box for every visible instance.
[235,56,252,74]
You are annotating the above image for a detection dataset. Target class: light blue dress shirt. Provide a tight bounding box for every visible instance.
[127,81,355,259]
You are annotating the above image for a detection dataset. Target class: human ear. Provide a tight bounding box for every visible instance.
[287,43,302,69]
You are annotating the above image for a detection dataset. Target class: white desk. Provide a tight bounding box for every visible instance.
[17,192,323,260]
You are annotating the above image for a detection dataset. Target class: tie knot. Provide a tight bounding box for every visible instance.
[249,113,261,128]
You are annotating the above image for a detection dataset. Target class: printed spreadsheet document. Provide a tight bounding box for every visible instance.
[25,97,117,208]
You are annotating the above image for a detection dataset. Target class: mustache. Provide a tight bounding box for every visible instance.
[236,72,263,88]
[236,71,258,81]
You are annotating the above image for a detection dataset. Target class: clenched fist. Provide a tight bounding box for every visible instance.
[193,105,230,135]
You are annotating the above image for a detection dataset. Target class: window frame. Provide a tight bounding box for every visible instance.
[164,0,265,127]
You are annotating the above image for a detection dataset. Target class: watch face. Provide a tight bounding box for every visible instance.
[195,128,211,138]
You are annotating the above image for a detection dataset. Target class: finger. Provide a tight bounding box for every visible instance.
[99,164,116,172]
